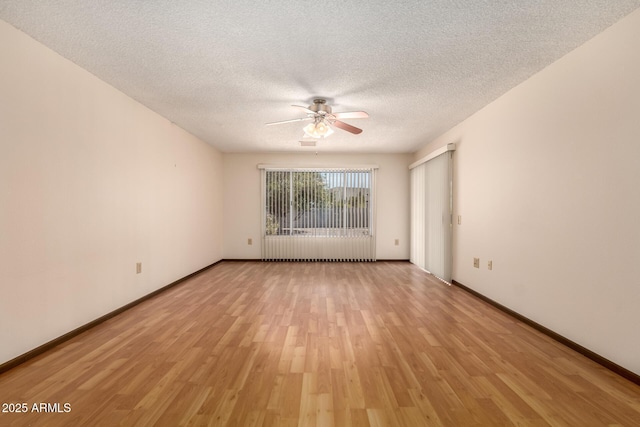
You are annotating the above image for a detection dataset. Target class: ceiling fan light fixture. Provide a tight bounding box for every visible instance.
[315,121,329,134]
[303,120,333,138]
[303,122,318,137]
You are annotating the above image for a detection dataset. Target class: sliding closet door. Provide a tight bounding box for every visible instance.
[410,148,453,282]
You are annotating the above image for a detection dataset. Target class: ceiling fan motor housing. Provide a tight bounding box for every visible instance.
[310,99,331,115]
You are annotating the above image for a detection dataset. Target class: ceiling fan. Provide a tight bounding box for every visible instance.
[266,99,368,139]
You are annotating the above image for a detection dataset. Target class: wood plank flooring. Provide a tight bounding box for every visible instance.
[1,261,639,426]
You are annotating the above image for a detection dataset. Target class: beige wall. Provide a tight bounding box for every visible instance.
[223,153,412,260]
[0,20,224,365]
[414,10,640,375]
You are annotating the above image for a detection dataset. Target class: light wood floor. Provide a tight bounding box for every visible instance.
[1,262,639,426]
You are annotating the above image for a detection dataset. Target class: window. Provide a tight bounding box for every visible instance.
[260,166,376,261]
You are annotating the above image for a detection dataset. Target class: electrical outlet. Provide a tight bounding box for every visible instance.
[394,239,399,246]
[488,260,493,270]
[248,238,253,245]
[136,262,142,274]
[473,258,479,268]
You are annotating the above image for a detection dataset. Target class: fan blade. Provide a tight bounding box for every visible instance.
[332,120,363,134]
[332,111,369,119]
[292,105,317,115]
[265,117,312,126]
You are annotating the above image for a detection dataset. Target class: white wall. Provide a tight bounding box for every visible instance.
[223,153,411,260]
[414,10,640,375]
[0,20,224,365]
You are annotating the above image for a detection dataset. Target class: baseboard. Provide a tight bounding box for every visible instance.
[0,260,223,375]
[451,280,640,386]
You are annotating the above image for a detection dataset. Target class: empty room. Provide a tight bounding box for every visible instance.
[1,2,639,426]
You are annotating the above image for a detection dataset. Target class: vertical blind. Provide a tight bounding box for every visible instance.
[410,146,454,282]
[259,166,377,261]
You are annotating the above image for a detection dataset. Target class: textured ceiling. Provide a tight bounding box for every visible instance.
[1,1,639,153]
